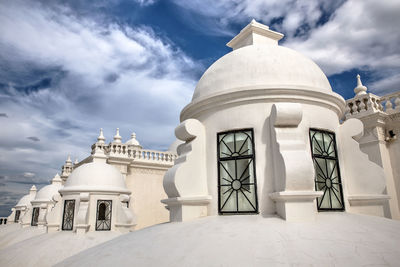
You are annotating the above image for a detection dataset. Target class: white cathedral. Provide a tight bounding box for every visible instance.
[1,20,400,266]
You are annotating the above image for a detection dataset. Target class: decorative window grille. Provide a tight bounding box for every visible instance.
[217,129,258,214]
[62,200,75,230]
[14,210,21,222]
[96,200,112,231]
[309,129,345,210]
[31,207,40,226]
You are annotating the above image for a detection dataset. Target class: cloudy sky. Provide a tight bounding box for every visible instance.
[0,0,399,216]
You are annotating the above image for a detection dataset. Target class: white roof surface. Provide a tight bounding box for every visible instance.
[58,213,400,267]
[0,224,121,267]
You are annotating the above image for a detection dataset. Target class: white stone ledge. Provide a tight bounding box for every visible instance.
[269,191,323,202]
[181,87,345,120]
[348,194,390,205]
[161,196,212,206]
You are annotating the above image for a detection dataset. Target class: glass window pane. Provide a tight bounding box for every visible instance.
[218,129,258,214]
[62,200,75,231]
[235,131,253,156]
[31,207,39,226]
[96,200,112,231]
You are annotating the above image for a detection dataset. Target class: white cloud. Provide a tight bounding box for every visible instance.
[172,0,400,95]
[0,0,199,207]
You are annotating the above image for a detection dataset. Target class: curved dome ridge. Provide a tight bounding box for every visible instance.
[61,161,130,194]
[193,44,332,101]
[33,183,62,202]
[16,194,34,207]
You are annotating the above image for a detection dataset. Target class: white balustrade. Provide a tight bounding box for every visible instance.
[91,142,177,166]
[346,91,400,118]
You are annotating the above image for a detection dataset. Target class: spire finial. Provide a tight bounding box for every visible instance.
[74,158,79,165]
[113,128,122,143]
[131,132,136,139]
[66,155,72,163]
[354,74,368,96]
[30,185,37,191]
[97,128,106,144]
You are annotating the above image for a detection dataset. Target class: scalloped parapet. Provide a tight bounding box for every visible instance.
[337,118,389,216]
[162,119,211,222]
[269,103,321,221]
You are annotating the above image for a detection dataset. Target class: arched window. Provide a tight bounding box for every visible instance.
[0,218,3,224]
[96,200,112,231]
[14,210,21,222]
[309,129,345,210]
[217,129,258,214]
[62,200,75,230]
[31,207,39,226]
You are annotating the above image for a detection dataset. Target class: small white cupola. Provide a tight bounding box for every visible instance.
[226,19,284,50]
[31,174,63,228]
[53,147,136,234]
[125,132,142,149]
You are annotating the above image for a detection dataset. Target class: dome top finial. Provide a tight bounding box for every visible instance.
[113,128,122,143]
[226,19,284,50]
[66,155,72,164]
[354,74,368,96]
[97,128,106,144]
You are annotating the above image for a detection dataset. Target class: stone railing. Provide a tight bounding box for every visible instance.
[92,143,178,165]
[345,92,400,118]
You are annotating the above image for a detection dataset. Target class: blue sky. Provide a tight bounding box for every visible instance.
[0,0,399,216]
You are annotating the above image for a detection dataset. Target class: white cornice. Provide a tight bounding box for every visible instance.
[181,86,346,121]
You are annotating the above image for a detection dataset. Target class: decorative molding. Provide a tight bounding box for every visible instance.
[181,87,345,121]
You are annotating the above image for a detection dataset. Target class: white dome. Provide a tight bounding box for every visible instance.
[193,44,332,101]
[15,194,34,208]
[33,184,62,203]
[60,162,130,194]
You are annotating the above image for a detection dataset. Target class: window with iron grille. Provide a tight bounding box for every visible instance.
[217,129,258,214]
[14,210,21,222]
[309,129,345,211]
[62,200,75,230]
[31,207,39,226]
[96,200,112,231]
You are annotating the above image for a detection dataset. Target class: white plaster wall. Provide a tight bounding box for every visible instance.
[358,135,399,219]
[125,167,169,229]
[193,101,340,216]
